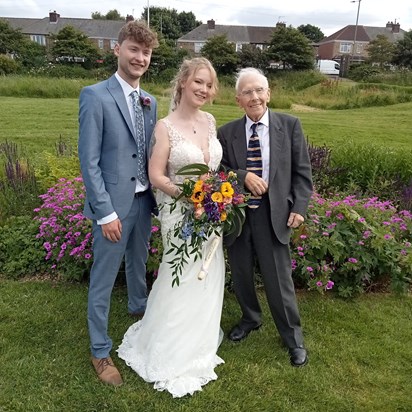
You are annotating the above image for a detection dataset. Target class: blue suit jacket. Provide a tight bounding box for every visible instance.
[78,74,157,221]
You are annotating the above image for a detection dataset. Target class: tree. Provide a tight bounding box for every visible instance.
[149,37,189,81]
[238,44,269,71]
[297,24,325,43]
[201,34,239,76]
[141,7,200,41]
[366,34,395,68]
[178,11,201,35]
[50,26,101,68]
[0,19,47,68]
[0,19,26,55]
[267,25,315,70]
[91,9,124,20]
[392,30,412,69]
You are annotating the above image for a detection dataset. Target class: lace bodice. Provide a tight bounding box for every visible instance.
[156,112,222,211]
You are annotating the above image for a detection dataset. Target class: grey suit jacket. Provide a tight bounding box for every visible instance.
[78,74,157,221]
[217,110,313,245]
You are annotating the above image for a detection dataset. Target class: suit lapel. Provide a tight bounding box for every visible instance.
[232,116,248,169]
[107,75,136,141]
[140,90,153,152]
[268,111,285,183]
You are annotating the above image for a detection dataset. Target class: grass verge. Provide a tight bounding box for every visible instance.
[0,279,411,412]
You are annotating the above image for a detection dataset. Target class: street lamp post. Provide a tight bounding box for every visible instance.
[147,0,150,27]
[351,0,362,62]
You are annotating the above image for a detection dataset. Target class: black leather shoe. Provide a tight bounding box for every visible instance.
[288,346,308,367]
[228,324,262,342]
[129,311,145,320]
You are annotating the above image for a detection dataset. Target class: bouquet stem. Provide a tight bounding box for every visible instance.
[198,235,221,280]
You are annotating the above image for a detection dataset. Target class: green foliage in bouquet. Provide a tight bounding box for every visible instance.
[166,163,249,286]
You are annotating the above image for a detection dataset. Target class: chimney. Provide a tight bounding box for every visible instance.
[207,19,215,30]
[126,15,134,22]
[49,11,60,23]
[392,22,400,33]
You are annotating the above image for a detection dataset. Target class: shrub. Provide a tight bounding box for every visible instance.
[34,177,93,281]
[0,141,40,221]
[0,55,20,75]
[34,178,163,284]
[35,136,80,192]
[291,193,412,297]
[0,215,48,278]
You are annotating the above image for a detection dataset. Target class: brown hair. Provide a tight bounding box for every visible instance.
[170,57,218,111]
[117,20,159,49]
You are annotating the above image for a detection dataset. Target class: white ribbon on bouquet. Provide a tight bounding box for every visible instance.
[198,235,221,280]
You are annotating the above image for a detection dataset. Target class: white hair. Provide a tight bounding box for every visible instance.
[235,67,269,94]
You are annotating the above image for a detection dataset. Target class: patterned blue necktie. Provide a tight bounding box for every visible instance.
[130,91,148,185]
[246,122,263,208]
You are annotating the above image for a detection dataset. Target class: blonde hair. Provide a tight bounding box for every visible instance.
[170,57,218,111]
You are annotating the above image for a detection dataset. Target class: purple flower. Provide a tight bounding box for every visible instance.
[316,281,323,287]
[348,257,358,263]
[306,266,313,272]
[140,95,151,109]
[326,280,334,290]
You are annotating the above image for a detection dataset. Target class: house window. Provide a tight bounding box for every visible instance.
[256,44,263,50]
[236,43,243,52]
[194,42,205,53]
[30,35,46,46]
[339,42,352,53]
[98,39,104,49]
[110,39,117,49]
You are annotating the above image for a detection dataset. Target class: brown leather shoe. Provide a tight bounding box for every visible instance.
[91,356,123,386]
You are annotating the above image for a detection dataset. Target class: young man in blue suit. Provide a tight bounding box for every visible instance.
[218,68,313,367]
[78,21,158,385]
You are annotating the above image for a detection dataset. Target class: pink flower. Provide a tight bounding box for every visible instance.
[326,280,334,290]
[140,95,151,108]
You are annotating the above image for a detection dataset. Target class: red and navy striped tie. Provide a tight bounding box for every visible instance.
[246,122,262,208]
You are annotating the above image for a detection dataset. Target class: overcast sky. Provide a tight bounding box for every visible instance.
[1,0,411,36]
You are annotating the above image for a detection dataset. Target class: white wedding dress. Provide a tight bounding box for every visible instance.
[117,112,225,398]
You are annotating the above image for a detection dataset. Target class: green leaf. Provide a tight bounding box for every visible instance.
[176,163,210,176]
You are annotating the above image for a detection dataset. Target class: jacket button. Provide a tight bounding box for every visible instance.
[132,154,137,158]
[131,177,136,181]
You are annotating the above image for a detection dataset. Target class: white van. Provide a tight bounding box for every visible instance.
[316,60,340,76]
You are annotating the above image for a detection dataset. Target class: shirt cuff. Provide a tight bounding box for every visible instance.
[97,212,118,225]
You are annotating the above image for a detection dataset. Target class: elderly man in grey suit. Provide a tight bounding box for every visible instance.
[217,68,313,367]
[78,21,158,385]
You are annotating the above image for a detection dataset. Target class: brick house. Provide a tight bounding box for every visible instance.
[317,21,406,63]
[177,19,276,54]
[2,11,133,52]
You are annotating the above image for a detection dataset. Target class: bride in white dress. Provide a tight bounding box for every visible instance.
[117,57,225,398]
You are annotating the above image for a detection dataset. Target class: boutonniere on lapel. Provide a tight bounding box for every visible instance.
[140,95,151,110]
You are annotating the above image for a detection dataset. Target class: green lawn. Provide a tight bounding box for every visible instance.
[1,92,412,411]
[0,280,411,411]
[1,97,411,161]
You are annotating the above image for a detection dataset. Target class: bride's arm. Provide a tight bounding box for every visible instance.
[149,121,181,197]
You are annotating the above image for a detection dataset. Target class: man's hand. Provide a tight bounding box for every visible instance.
[244,172,268,196]
[102,219,122,242]
[287,213,304,228]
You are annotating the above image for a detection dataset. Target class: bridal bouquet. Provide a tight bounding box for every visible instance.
[167,163,248,286]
